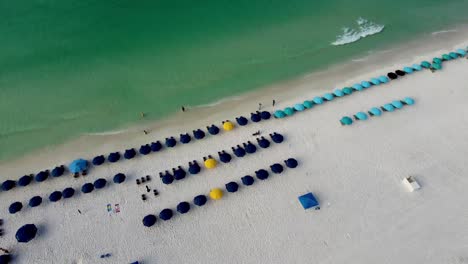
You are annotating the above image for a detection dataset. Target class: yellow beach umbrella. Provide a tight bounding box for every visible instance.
[204,158,217,169]
[222,121,234,131]
[209,188,223,200]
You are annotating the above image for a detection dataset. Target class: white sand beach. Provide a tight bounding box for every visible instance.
[1,30,468,264]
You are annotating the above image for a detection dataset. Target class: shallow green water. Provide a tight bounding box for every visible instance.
[1,0,468,161]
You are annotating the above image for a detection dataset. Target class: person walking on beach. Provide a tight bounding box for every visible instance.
[258,103,262,110]
[272,99,276,106]
[181,106,186,112]
[143,130,148,135]
[140,112,145,118]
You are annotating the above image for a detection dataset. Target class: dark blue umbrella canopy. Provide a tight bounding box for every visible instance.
[177,202,190,214]
[151,141,162,152]
[285,158,298,168]
[159,208,174,220]
[0,254,11,263]
[207,125,220,135]
[51,166,65,177]
[193,129,205,140]
[49,191,62,202]
[233,146,246,157]
[108,152,121,163]
[18,175,33,187]
[257,137,270,148]
[29,196,42,207]
[15,224,37,243]
[218,152,232,163]
[143,214,157,227]
[236,116,248,126]
[255,169,269,180]
[260,111,271,120]
[250,112,261,122]
[244,142,257,154]
[225,182,239,193]
[194,195,207,206]
[270,133,284,143]
[395,70,405,76]
[173,167,186,180]
[270,163,284,174]
[113,173,126,184]
[139,144,151,155]
[81,183,94,193]
[92,155,105,166]
[35,171,48,182]
[241,175,255,186]
[70,159,88,173]
[94,178,107,189]
[1,180,16,191]
[165,137,177,148]
[180,133,192,144]
[387,72,398,80]
[124,148,136,159]
[62,187,75,198]
[9,201,23,214]
[188,162,201,175]
[161,172,174,184]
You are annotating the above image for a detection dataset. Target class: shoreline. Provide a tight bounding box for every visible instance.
[1,25,468,177]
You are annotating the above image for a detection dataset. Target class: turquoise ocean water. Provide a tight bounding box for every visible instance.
[1,0,468,161]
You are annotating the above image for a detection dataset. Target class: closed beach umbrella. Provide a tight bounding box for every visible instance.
[62,187,75,198]
[433,57,442,64]
[294,103,305,111]
[257,137,270,148]
[143,215,157,227]
[250,112,261,122]
[1,180,16,191]
[391,100,404,109]
[225,182,239,193]
[370,78,381,85]
[368,107,382,116]
[49,191,62,202]
[442,54,451,61]
[236,116,248,126]
[193,129,205,140]
[456,48,466,56]
[18,175,32,187]
[402,97,415,105]
[113,173,126,184]
[218,152,232,163]
[124,148,136,159]
[303,100,314,109]
[361,81,371,88]
[138,145,152,156]
[395,70,405,76]
[270,163,284,174]
[387,72,398,80]
[449,52,458,59]
[432,63,442,70]
[159,208,173,221]
[207,125,220,135]
[270,132,284,143]
[421,61,431,68]
[180,133,191,144]
[274,110,286,119]
[323,93,334,101]
[9,202,23,214]
[352,84,363,91]
[209,188,223,200]
[150,141,162,152]
[378,76,389,83]
[340,116,353,126]
[382,103,395,112]
[403,67,414,74]
[342,87,354,94]
[241,175,255,186]
[81,183,94,194]
[92,155,105,166]
[354,112,368,121]
[222,121,235,131]
[177,202,190,214]
[173,167,186,180]
[285,158,298,168]
[35,171,49,182]
[15,224,37,243]
[165,137,177,148]
[161,174,174,184]
[260,111,271,120]
[29,196,42,207]
[412,64,422,71]
[194,195,207,206]
[94,178,107,189]
[312,96,324,104]
[333,89,345,97]
[188,162,201,175]
[51,166,65,177]
[204,158,217,169]
[284,107,295,116]
[233,146,246,157]
[108,152,120,163]
[244,142,257,153]
[255,169,269,180]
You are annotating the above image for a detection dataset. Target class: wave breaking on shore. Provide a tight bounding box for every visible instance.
[332,18,384,46]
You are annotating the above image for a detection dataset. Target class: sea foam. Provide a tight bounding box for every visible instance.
[332,18,384,46]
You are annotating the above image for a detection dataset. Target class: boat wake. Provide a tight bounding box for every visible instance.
[332,18,384,46]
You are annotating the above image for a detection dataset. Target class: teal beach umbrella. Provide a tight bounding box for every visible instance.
[354,112,368,120]
[294,103,305,111]
[456,48,466,56]
[368,107,382,116]
[442,54,451,61]
[412,64,422,71]
[361,81,371,88]
[352,84,363,91]
[378,76,389,83]
[420,61,431,68]
[402,97,415,105]
[370,78,381,85]
[333,89,344,97]
[313,96,324,104]
[403,67,413,74]
[391,100,403,109]
[284,107,295,116]
[432,63,442,70]
[342,87,353,95]
[340,116,353,126]
[274,110,286,118]
[433,57,442,64]
[303,100,314,109]
[449,52,458,59]
[323,93,334,101]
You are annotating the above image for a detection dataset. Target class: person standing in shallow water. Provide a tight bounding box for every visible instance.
[181,106,185,112]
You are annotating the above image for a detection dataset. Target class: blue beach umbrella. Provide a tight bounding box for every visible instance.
[49,191,62,202]
[403,67,414,74]
[303,100,314,109]
[241,175,255,186]
[188,162,201,175]
[0,254,11,263]
[161,173,174,184]
[177,202,190,214]
[9,202,23,214]
[159,208,173,220]
[244,142,257,154]
[361,81,371,88]
[270,163,284,174]
[15,224,38,243]
[340,116,353,126]
[342,87,354,95]
[207,125,220,135]
[113,173,126,184]
[140,144,152,155]
[51,166,65,177]
[225,182,239,193]
[35,171,49,182]
[62,187,75,198]
[354,112,368,120]
[180,133,191,144]
[284,107,295,116]
[194,195,207,206]
[173,167,186,180]
[269,132,284,143]
[294,103,305,111]
[108,152,120,163]
[378,76,389,83]
[92,155,105,166]
[333,89,345,97]
[257,137,270,148]
[382,104,395,112]
[312,96,324,104]
[18,175,32,187]
[165,137,177,148]
[1,180,16,191]
[124,148,136,159]
[370,78,381,85]
[81,183,94,194]
[285,158,298,169]
[368,107,382,116]
[323,93,334,101]
[456,48,466,56]
[255,169,269,180]
[94,178,107,189]
[232,146,246,157]
[352,84,363,91]
[420,61,431,69]
[143,215,157,227]
[391,100,404,109]
[250,112,261,122]
[260,111,271,120]
[218,151,232,163]
[402,97,415,105]
[412,64,422,71]
[150,141,162,152]
[193,129,205,140]
[274,110,286,119]
[29,196,42,207]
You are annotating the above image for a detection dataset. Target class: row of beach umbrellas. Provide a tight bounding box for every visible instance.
[340,97,415,126]
[8,173,126,214]
[1,165,66,192]
[143,158,299,226]
[159,133,285,185]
